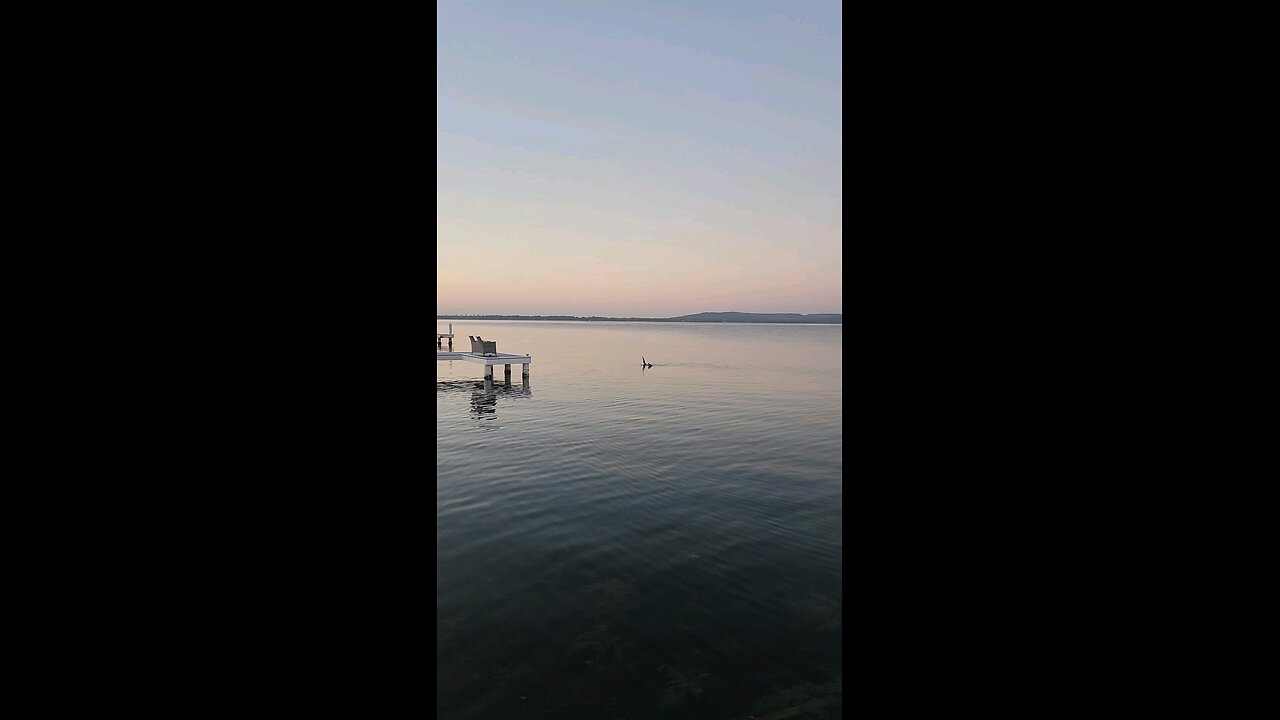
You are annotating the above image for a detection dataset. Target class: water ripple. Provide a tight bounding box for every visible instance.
[438,322,841,719]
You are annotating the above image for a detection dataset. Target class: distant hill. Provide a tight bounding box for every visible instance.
[436,312,842,324]
[668,312,842,324]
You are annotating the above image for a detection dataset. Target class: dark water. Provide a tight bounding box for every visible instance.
[437,321,842,719]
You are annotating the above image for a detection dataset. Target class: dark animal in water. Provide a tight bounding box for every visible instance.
[642,357,653,368]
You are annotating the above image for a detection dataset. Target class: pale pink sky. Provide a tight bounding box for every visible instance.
[436,226,841,317]
[437,1,841,318]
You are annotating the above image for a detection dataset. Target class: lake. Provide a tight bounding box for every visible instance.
[437,321,842,719]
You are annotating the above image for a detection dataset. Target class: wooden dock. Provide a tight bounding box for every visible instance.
[437,329,531,388]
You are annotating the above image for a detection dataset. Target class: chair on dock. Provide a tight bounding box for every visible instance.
[468,336,497,355]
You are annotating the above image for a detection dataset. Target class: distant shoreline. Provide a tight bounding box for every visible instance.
[436,312,842,324]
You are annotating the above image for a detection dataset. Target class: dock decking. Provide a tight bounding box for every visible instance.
[437,341,531,388]
[436,351,530,367]
[437,323,455,349]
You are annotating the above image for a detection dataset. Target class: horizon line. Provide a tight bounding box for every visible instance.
[435,311,842,317]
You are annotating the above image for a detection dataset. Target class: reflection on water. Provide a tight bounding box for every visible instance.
[437,379,532,421]
[470,390,496,417]
[437,322,841,720]
[469,386,531,419]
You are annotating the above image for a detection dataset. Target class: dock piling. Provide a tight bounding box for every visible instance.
[437,340,531,387]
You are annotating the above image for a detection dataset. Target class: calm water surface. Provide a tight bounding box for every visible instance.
[437,321,842,719]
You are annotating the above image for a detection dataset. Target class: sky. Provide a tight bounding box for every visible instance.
[438,0,842,317]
